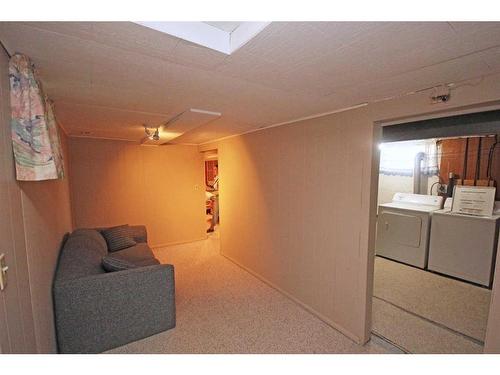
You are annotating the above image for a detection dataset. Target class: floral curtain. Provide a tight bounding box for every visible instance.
[9,53,64,181]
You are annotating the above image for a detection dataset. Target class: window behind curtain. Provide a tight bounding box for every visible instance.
[379,139,439,177]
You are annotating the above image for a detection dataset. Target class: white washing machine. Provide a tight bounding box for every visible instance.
[428,202,500,287]
[376,193,444,268]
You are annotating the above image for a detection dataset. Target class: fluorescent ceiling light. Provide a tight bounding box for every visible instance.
[135,21,271,55]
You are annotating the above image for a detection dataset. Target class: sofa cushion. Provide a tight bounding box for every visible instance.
[111,242,157,264]
[70,228,108,255]
[56,231,108,281]
[101,256,138,272]
[133,258,161,267]
[101,225,137,252]
[127,225,148,243]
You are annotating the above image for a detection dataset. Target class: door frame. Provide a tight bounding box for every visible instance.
[366,101,500,352]
[0,286,9,352]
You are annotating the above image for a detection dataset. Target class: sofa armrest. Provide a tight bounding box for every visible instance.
[53,264,175,353]
[128,225,148,243]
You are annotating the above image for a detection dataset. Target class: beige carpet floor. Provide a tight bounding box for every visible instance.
[374,257,491,342]
[373,256,492,353]
[372,298,483,354]
[106,233,401,354]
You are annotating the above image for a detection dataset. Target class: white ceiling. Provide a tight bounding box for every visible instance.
[1,21,500,144]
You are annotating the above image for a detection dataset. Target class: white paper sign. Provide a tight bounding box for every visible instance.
[451,185,496,217]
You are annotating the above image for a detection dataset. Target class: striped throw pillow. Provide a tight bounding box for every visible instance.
[101,225,137,252]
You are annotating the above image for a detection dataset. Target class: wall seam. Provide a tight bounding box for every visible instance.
[19,190,39,353]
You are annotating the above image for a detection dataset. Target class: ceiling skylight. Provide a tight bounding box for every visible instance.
[135,21,270,55]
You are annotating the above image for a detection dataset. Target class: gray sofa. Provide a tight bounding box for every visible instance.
[53,225,175,353]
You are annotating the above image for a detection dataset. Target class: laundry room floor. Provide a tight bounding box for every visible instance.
[372,256,491,353]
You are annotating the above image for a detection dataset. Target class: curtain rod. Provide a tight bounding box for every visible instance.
[0,39,12,58]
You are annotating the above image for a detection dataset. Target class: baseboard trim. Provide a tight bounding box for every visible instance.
[151,236,208,249]
[221,252,363,345]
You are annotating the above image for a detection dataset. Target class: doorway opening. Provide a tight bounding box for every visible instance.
[371,110,500,354]
[203,150,219,235]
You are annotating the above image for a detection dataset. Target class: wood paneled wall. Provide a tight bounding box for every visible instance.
[439,135,499,199]
[17,131,73,352]
[217,107,377,343]
[68,138,207,247]
[210,72,500,347]
[0,48,73,353]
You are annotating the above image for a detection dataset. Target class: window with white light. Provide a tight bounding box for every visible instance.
[379,139,439,176]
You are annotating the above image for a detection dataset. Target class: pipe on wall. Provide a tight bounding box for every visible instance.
[475,137,482,185]
[462,137,469,183]
[413,152,425,194]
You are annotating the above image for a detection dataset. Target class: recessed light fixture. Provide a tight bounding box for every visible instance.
[134,22,271,55]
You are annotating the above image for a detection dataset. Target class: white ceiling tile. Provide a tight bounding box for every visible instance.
[15,22,180,62]
[33,56,91,88]
[171,117,254,144]
[478,46,500,71]
[331,53,492,105]
[240,22,340,68]
[308,21,388,47]
[169,39,229,70]
[0,22,94,64]
[55,102,172,140]
[214,50,295,91]
[1,21,499,145]
[281,22,491,97]
[449,22,500,52]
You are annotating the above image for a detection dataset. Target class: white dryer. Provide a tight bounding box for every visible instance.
[376,193,444,268]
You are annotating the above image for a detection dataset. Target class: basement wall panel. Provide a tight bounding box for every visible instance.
[215,71,500,344]
[68,138,206,247]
